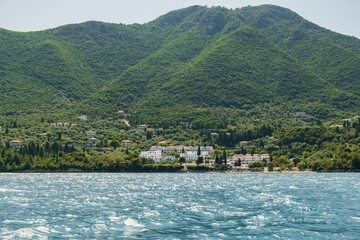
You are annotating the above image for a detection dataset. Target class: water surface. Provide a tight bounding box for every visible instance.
[0,173,359,239]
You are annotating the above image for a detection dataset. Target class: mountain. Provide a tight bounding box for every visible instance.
[1,5,360,126]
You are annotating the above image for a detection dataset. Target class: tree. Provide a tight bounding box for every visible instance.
[179,157,186,163]
[215,154,220,165]
[197,146,201,156]
[222,150,227,165]
[351,155,360,169]
[241,146,246,154]
[110,140,120,150]
[266,162,274,171]
[0,160,4,171]
[196,156,204,165]
[248,161,264,169]
[297,162,306,171]
[286,162,295,170]
[277,155,289,165]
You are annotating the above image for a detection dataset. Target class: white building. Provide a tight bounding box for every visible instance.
[228,154,270,168]
[180,152,198,161]
[150,145,214,155]
[162,156,177,161]
[140,151,162,163]
[80,115,88,120]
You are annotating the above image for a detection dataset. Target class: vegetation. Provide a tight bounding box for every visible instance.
[1,5,360,172]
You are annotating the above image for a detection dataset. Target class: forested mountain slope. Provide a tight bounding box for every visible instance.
[1,5,359,125]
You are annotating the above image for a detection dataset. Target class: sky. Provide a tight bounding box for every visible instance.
[0,0,359,39]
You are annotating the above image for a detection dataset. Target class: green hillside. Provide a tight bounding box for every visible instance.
[240,5,360,94]
[1,5,360,126]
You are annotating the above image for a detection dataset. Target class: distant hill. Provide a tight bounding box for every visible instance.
[1,5,359,126]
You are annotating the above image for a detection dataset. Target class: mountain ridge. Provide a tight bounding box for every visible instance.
[1,5,360,126]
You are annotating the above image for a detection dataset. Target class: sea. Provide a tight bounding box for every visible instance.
[0,172,359,239]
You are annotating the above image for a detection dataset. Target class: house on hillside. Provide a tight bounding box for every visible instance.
[71,124,77,128]
[268,137,277,142]
[117,110,125,114]
[80,115,87,120]
[64,123,70,128]
[211,133,219,137]
[57,122,63,127]
[182,122,190,127]
[294,112,313,119]
[330,125,343,128]
[88,138,98,146]
[122,140,133,148]
[101,148,112,153]
[9,140,22,149]
[51,123,56,127]
[239,141,249,147]
[137,125,147,130]
[87,130,96,136]
[294,112,306,117]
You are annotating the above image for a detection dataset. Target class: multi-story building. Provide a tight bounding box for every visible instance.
[140,151,162,163]
[228,154,270,168]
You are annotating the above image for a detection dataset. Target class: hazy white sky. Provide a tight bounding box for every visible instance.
[0,0,359,38]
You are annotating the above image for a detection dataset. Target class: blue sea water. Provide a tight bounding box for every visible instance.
[0,173,360,239]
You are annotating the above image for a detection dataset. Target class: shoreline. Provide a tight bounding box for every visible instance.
[2,169,358,173]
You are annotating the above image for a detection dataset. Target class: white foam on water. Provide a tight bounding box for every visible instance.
[2,228,36,239]
[151,222,163,226]
[3,219,27,224]
[109,216,121,222]
[143,210,160,217]
[0,188,23,193]
[35,225,50,234]
[123,218,145,228]
[91,223,108,233]
[289,186,298,189]
[351,216,360,222]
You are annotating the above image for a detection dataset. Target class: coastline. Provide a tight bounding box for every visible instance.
[4,169,358,173]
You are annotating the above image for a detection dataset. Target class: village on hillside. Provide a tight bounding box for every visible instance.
[1,109,360,172]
